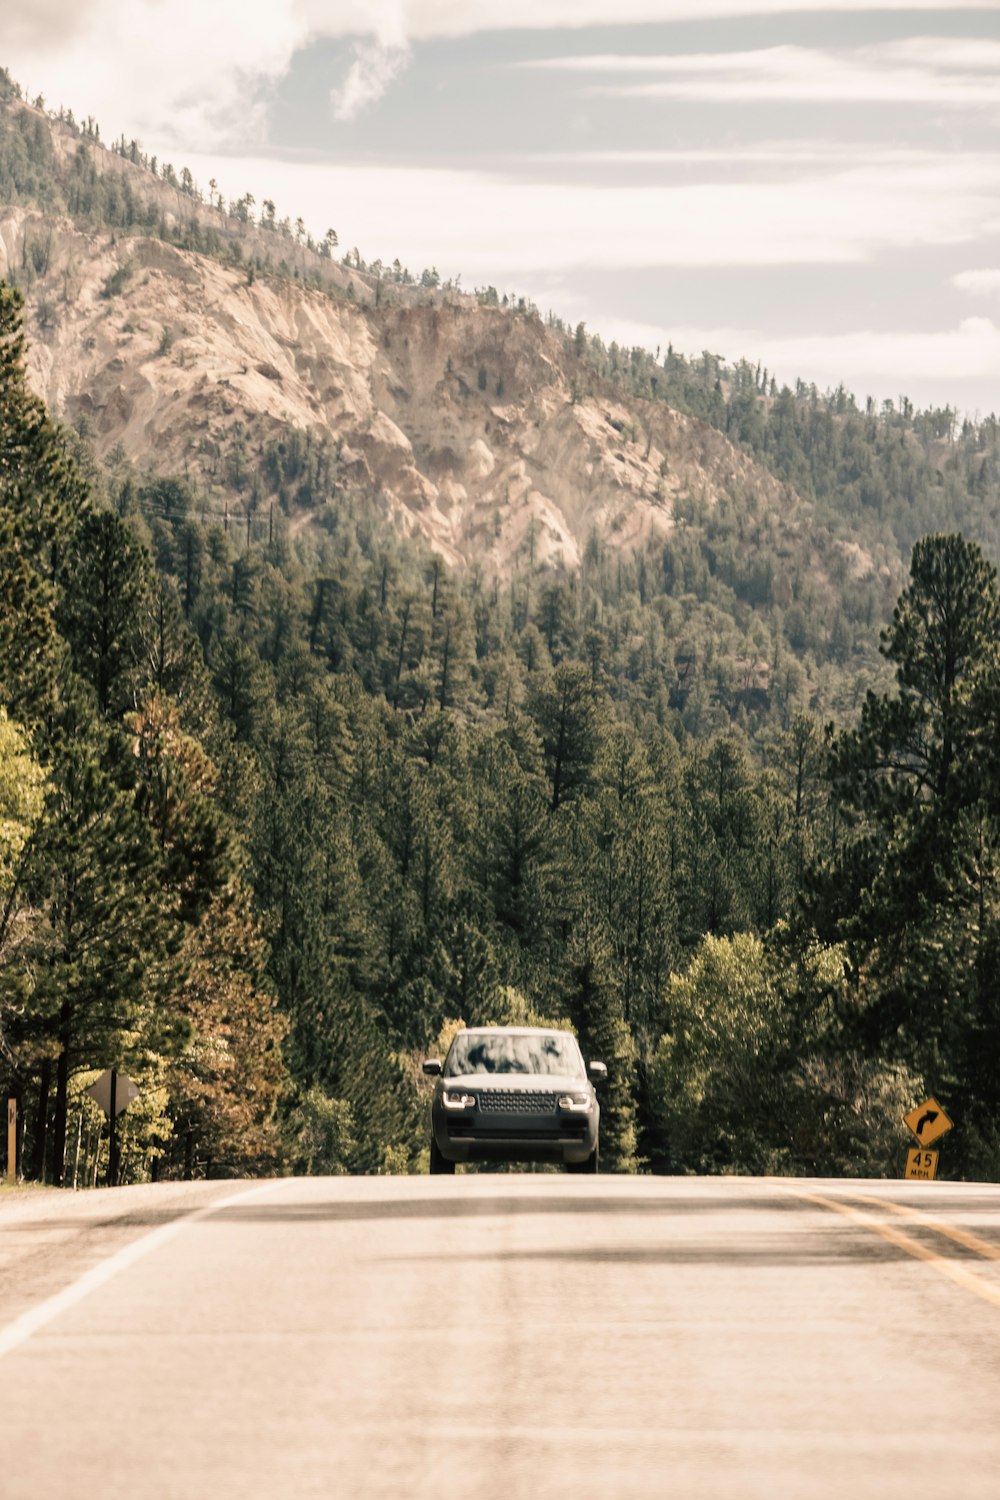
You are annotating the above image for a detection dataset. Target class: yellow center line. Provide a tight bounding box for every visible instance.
[785,1188,1000,1312]
[840,1191,1000,1264]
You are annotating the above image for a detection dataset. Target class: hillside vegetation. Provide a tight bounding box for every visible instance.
[2,65,1000,1184]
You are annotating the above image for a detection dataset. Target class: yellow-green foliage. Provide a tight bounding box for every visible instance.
[431,1016,467,1063]
[0,708,45,896]
[651,932,788,1172]
[284,1086,355,1176]
[651,932,923,1177]
[483,985,573,1032]
[658,932,778,1104]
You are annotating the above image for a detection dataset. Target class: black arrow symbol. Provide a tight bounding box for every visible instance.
[916,1110,939,1137]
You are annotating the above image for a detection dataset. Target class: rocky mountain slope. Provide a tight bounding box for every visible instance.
[0,84,819,578]
[0,81,905,655]
[2,199,796,576]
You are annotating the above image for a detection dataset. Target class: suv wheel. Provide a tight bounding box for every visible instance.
[429,1138,456,1175]
[566,1143,599,1174]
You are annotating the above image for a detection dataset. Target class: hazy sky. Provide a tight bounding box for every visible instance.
[3,1,1000,413]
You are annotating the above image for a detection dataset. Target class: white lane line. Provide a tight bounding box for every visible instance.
[0,1178,285,1361]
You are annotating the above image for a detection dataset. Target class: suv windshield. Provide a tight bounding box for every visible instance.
[446,1031,584,1078]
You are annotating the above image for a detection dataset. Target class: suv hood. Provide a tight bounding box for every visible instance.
[441,1073,589,1092]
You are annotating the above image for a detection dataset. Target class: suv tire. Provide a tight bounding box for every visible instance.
[566,1143,599,1174]
[429,1138,456,1175]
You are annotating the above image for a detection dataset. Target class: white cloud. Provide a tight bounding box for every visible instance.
[596,312,1000,408]
[1,0,309,147]
[376,1,1000,34]
[530,36,1000,73]
[531,144,971,168]
[526,40,1000,106]
[332,40,412,121]
[180,149,1000,276]
[953,269,1000,299]
[883,37,1000,72]
[3,1,998,147]
[0,0,410,143]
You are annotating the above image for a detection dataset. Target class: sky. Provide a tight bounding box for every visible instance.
[2,1,1000,414]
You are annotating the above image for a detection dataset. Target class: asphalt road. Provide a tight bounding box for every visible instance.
[3,1173,1000,1499]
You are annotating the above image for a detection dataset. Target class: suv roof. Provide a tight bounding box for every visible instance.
[455,1025,573,1037]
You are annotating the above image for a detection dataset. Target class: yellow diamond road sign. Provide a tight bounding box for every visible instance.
[905,1149,939,1181]
[902,1097,953,1147]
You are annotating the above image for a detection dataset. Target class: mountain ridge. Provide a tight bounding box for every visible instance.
[9,76,1000,700]
[1,186,811,578]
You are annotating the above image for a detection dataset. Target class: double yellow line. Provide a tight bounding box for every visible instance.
[788,1187,1000,1311]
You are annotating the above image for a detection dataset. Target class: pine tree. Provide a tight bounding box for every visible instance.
[0,282,80,722]
[529,662,604,811]
[830,534,1000,818]
[164,888,286,1177]
[127,692,234,923]
[811,535,1000,1166]
[564,920,638,1172]
[23,702,174,1183]
[0,282,86,579]
[58,509,152,717]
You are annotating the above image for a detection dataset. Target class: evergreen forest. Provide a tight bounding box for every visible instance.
[3,69,1000,1185]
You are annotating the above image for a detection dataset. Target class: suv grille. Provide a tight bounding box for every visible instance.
[476,1089,557,1114]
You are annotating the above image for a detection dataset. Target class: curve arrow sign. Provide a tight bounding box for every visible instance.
[903,1097,954,1146]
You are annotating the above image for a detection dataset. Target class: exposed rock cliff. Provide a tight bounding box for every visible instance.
[3,200,796,575]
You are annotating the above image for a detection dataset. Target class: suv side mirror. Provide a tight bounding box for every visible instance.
[423,1058,443,1076]
[588,1060,608,1082]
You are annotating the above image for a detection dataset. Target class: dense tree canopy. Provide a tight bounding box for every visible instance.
[0,284,285,1183]
[2,84,1000,1185]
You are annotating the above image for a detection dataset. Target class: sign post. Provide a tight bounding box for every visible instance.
[109,1069,118,1188]
[902,1097,954,1180]
[904,1148,939,1181]
[86,1069,140,1187]
[6,1098,15,1186]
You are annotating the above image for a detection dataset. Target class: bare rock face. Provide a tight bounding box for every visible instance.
[3,204,788,575]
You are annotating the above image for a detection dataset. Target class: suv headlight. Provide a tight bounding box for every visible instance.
[442,1090,477,1111]
[558,1093,593,1113]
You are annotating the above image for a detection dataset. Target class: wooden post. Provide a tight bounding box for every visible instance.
[6,1098,15,1185]
[71,1111,83,1190]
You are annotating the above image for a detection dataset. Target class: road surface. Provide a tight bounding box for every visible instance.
[2,1173,1000,1498]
